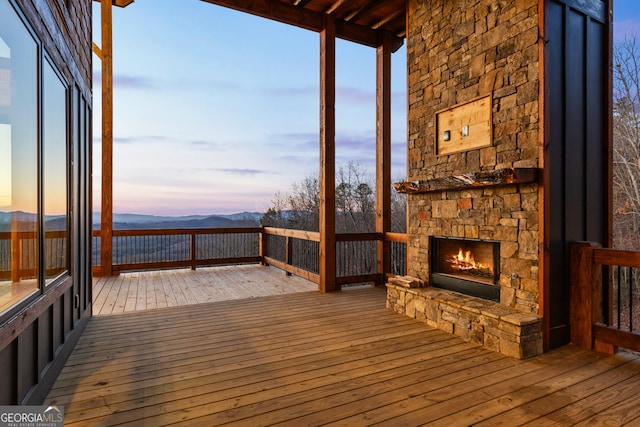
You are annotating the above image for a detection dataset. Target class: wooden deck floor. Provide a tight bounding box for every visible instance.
[47,284,640,426]
[92,265,318,315]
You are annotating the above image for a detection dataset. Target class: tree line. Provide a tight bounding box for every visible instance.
[613,36,640,250]
[260,161,406,233]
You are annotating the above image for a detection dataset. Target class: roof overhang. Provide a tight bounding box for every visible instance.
[200,0,405,52]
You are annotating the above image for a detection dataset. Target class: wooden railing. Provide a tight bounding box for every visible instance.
[91,228,262,275]
[88,227,407,286]
[0,231,67,280]
[570,241,640,354]
[3,225,407,288]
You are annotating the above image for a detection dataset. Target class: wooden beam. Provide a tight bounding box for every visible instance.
[92,42,102,60]
[100,0,114,276]
[344,0,387,22]
[376,33,392,286]
[319,16,337,293]
[394,168,539,194]
[93,0,135,8]
[199,0,404,51]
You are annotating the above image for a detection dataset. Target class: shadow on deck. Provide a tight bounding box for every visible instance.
[48,279,640,425]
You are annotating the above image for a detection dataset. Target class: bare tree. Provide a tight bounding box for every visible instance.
[261,162,406,233]
[391,181,407,233]
[613,36,640,250]
[336,162,375,233]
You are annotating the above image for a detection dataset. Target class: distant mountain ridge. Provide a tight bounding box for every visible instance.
[0,211,264,231]
[95,212,263,229]
[91,212,263,226]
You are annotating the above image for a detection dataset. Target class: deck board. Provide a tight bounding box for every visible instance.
[91,265,318,315]
[48,274,640,426]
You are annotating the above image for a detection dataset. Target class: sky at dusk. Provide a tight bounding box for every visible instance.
[93,0,640,217]
[92,0,407,216]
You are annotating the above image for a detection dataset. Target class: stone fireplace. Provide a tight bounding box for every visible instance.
[387,0,544,359]
[386,175,544,359]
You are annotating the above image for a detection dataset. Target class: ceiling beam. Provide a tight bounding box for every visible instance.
[200,0,404,51]
[344,0,387,22]
[93,0,135,8]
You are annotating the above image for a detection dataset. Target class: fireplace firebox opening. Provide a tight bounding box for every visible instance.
[430,237,500,301]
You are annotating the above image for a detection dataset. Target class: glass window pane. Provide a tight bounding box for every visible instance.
[43,59,68,284]
[0,0,39,315]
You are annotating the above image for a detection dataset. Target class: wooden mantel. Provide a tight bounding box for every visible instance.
[394,168,538,194]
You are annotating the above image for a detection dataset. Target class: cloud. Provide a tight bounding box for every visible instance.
[169,78,244,93]
[122,135,170,144]
[114,136,137,145]
[188,139,222,149]
[93,72,156,90]
[218,168,270,176]
[278,153,316,163]
[337,86,375,104]
[336,133,376,152]
[267,132,318,151]
[115,74,156,89]
[268,86,317,97]
[97,134,211,146]
[614,19,640,39]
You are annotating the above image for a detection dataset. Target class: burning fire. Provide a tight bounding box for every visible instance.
[449,248,487,272]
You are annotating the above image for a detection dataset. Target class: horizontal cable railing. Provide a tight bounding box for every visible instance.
[570,242,640,353]
[4,227,406,286]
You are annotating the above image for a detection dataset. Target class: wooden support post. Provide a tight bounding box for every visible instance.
[100,0,114,276]
[285,236,292,277]
[319,16,337,292]
[10,219,20,282]
[190,231,196,270]
[259,227,267,266]
[376,33,392,286]
[569,241,602,350]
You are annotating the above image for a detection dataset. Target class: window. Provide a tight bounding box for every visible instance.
[0,0,39,314]
[43,58,69,284]
[0,0,70,316]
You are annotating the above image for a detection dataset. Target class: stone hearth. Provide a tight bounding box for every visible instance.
[387,278,543,359]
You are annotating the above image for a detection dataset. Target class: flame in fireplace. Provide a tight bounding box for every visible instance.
[448,248,490,273]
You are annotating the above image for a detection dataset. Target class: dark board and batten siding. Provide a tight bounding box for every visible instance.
[545,0,610,349]
[0,0,92,404]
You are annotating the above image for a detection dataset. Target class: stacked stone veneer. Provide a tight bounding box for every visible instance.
[404,0,541,313]
[387,282,543,359]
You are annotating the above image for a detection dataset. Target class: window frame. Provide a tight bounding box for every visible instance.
[0,0,73,322]
[41,51,71,290]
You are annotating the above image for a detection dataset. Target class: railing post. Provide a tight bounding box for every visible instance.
[190,231,196,270]
[285,236,292,277]
[11,229,20,283]
[259,227,267,266]
[569,241,602,350]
